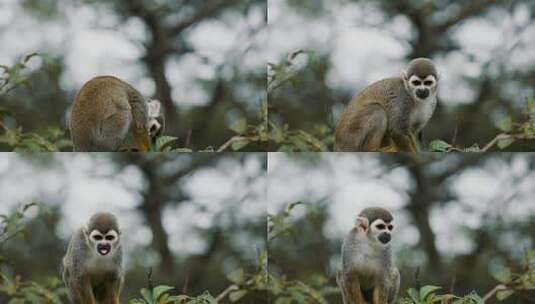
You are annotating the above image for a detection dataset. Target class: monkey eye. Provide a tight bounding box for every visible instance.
[376,224,386,230]
[411,80,421,86]
[387,224,394,231]
[93,235,103,241]
[105,235,115,241]
[423,80,433,86]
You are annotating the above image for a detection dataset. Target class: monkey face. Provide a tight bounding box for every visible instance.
[369,219,394,246]
[147,99,165,138]
[404,74,438,101]
[88,229,120,256]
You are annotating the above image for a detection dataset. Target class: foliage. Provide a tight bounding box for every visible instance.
[268,123,332,152]
[0,203,69,304]
[485,248,535,301]
[268,51,334,151]
[269,47,535,152]
[129,285,217,304]
[428,99,535,152]
[268,202,338,303]
[153,100,268,152]
[130,250,267,303]
[0,55,72,151]
[0,53,267,152]
[270,202,535,304]
[399,285,483,304]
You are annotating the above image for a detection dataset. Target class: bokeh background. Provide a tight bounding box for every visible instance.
[0,0,266,151]
[0,153,267,303]
[268,0,535,151]
[268,153,535,303]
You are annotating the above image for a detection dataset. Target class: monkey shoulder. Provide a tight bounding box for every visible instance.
[63,229,90,271]
[73,76,131,118]
[386,266,401,303]
[341,231,382,276]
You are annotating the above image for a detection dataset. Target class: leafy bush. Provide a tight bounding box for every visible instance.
[269,202,535,304]
[0,203,70,304]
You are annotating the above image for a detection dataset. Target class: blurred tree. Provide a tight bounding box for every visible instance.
[268,0,535,151]
[0,153,267,302]
[0,0,267,151]
[269,153,535,303]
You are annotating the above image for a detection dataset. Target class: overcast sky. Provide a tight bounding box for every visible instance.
[267,0,534,109]
[0,153,266,264]
[0,0,266,107]
[267,153,535,268]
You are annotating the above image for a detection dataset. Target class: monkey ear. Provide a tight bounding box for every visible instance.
[82,226,90,240]
[355,216,369,232]
[147,99,162,117]
[402,70,408,81]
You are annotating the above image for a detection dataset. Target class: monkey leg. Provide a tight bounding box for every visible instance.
[336,103,387,152]
[68,277,97,304]
[336,270,349,304]
[390,132,418,152]
[133,124,152,152]
[378,146,400,152]
[340,272,368,304]
[372,286,388,304]
[99,274,123,304]
[96,112,131,151]
[100,283,121,304]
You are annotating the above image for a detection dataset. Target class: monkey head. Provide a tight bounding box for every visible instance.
[84,212,121,257]
[147,99,165,139]
[402,57,438,101]
[357,207,394,247]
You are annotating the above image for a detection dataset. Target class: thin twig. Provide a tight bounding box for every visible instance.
[482,284,507,302]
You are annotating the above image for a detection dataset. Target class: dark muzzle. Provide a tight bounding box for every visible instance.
[97,244,111,256]
[416,89,429,99]
[378,232,391,244]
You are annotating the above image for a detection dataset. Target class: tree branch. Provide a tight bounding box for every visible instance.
[170,0,241,35]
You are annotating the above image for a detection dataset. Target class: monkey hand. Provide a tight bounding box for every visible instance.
[378,146,400,153]
[133,124,152,152]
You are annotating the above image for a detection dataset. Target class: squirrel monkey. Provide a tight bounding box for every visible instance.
[69,75,164,152]
[337,207,400,304]
[62,212,124,304]
[335,58,439,152]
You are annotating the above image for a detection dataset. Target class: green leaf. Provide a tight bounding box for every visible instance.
[140,288,153,304]
[497,138,514,149]
[496,116,513,132]
[230,119,248,134]
[428,140,451,152]
[154,136,178,152]
[227,268,245,284]
[231,138,249,151]
[152,285,174,300]
[419,285,441,300]
[491,267,512,283]
[496,289,514,301]
[407,288,421,304]
[229,290,247,302]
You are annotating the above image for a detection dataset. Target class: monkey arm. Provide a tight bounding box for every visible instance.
[68,276,97,304]
[372,286,388,304]
[390,130,418,152]
[126,86,152,152]
[337,270,368,304]
[132,126,152,152]
[335,103,388,152]
[101,275,123,304]
[371,267,400,304]
[387,267,400,304]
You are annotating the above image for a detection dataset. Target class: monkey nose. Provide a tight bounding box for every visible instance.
[97,244,111,255]
[416,89,429,99]
[378,233,391,244]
